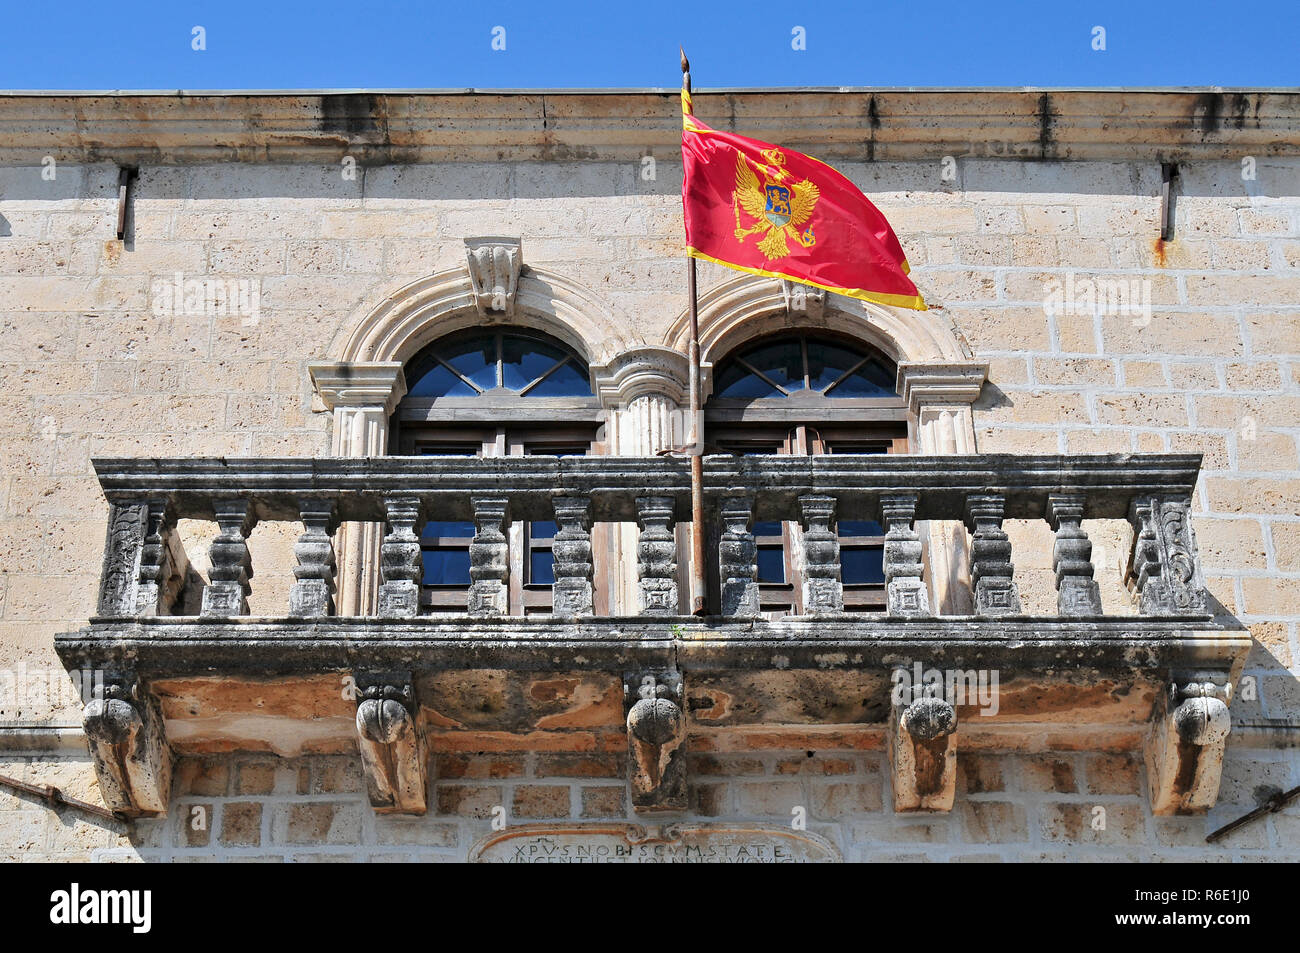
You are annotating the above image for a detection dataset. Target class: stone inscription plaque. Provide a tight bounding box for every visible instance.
[469,823,840,863]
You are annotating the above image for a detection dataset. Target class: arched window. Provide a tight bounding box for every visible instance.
[392,329,603,615]
[706,332,908,615]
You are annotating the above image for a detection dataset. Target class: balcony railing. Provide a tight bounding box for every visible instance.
[90,452,1212,623]
[64,451,1252,820]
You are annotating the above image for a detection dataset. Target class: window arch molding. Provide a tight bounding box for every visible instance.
[330,265,633,368]
[663,272,975,399]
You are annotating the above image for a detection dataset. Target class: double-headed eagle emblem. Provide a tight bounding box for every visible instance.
[733,147,820,260]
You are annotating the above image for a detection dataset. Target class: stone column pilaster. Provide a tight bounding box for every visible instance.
[593,347,691,614]
[309,362,407,616]
[898,362,988,615]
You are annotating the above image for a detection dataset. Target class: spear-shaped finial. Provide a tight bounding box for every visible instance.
[680,47,690,74]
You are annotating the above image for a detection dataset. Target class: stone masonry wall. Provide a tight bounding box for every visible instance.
[2,749,1297,862]
[0,153,1297,858]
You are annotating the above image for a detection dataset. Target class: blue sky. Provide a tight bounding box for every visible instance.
[0,0,1295,90]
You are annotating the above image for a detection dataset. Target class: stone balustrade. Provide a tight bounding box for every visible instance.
[90,452,1210,622]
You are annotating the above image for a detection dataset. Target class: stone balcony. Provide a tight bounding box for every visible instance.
[57,452,1248,819]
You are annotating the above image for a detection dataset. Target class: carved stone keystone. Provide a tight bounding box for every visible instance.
[354,672,427,814]
[551,495,594,619]
[799,494,843,613]
[882,493,930,617]
[465,237,522,316]
[1128,495,1209,616]
[290,501,339,617]
[718,494,759,617]
[201,498,254,617]
[890,678,957,812]
[635,496,678,615]
[965,493,1021,616]
[82,671,172,816]
[624,670,687,813]
[378,496,422,618]
[469,497,510,616]
[1046,493,1102,616]
[1146,676,1232,815]
[781,278,825,320]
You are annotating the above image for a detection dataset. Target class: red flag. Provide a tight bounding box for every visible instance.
[681,111,926,311]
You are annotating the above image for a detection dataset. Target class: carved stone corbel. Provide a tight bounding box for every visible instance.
[465,237,522,316]
[1146,676,1232,815]
[624,671,687,813]
[354,672,427,814]
[890,677,957,812]
[82,671,172,816]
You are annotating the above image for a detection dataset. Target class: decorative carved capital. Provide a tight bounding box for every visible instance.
[465,237,523,316]
[591,346,690,408]
[1146,675,1232,815]
[624,670,687,813]
[896,361,988,416]
[82,672,172,816]
[307,362,407,414]
[353,672,427,814]
[890,674,957,812]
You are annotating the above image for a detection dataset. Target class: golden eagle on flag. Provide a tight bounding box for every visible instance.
[732,149,820,261]
[682,97,926,311]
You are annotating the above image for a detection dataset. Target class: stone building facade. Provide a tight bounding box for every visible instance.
[0,89,1296,861]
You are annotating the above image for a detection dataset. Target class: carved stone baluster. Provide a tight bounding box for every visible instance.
[882,493,930,618]
[965,493,1021,616]
[1047,493,1102,616]
[719,494,759,618]
[799,494,843,613]
[1128,495,1208,615]
[134,501,174,616]
[98,501,149,616]
[290,501,339,618]
[378,496,422,618]
[551,495,594,619]
[469,496,510,616]
[635,496,678,616]
[201,499,254,617]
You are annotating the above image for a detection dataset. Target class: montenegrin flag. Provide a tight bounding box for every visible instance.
[681,92,926,311]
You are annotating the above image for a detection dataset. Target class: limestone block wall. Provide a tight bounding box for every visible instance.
[0,150,1297,858]
[2,749,1296,862]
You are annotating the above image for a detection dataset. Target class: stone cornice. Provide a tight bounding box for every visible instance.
[2,89,1297,164]
[898,362,989,414]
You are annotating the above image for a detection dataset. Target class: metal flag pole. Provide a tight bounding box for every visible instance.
[682,48,707,617]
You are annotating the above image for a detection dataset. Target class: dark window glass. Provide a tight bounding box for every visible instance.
[841,546,885,585]
[530,520,557,540]
[423,549,471,586]
[405,331,593,400]
[840,520,883,536]
[528,360,592,397]
[716,363,782,399]
[753,521,782,537]
[757,546,785,583]
[502,336,565,390]
[712,333,896,401]
[529,551,556,585]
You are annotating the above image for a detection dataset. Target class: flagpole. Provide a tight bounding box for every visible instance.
[682,48,707,617]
